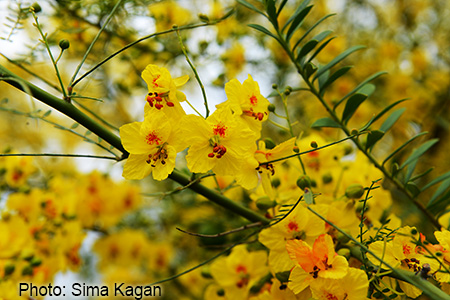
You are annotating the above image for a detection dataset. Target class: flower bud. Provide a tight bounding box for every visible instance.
[31,2,42,13]
[256,197,277,210]
[200,265,212,278]
[337,248,351,259]
[21,249,34,261]
[267,103,276,112]
[59,39,70,50]
[271,84,278,90]
[345,184,365,199]
[310,141,318,148]
[30,257,42,267]
[322,173,333,184]
[293,146,299,153]
[21,265,33,276]
[198,13,209,22]
[296,175,311,190]
[4,263,15,276]
[264,138,276,150]
[350,129,359,135]
[271,178,281,188]
[275,271,290,283]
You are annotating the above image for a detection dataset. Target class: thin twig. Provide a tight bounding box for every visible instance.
[0,153,118,160]
[176,222,263,238]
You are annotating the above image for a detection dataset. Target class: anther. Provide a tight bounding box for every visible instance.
[208,153,215,158]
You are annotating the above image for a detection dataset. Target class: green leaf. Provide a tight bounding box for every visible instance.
[359,99,408,131]
[277,0,289,16]
[85,130,92,136]
[428,189,450,215]
[282,0,311,32]
[379,108,406,133]
[365,130,384,151]
[311,117,341,128]
[297,40,318,60]
[382,132,428,166]
[400,139,439,170]
[317,69,329,91]
[71,123,79,129]
[404,159,418,183]
[428,177,450,208]
[248,24,281,43]
[319,65,353,96]
[341,93,369,124]
[293,16,334,52]
[266,0,278,29]
[334,71,387,109]
[236,0,265,16]
[422,170,450,192]
[405,181,420,197]
[42,110,52,117]
[306,36,336,64]
[286,5,313,42]
[313,45,365,82]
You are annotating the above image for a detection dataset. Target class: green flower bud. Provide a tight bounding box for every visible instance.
[198,13,209,23]
[337,248,351,259]
[345,184,365,199]
[337,231,351,244]
[217,289,225,297]
[322,173,333,184]
[271,84,278,89]
[344,144,353,155]
[59,39,70,50]
[30,257,42,267]
[267,103,276,112]
[31,2,42,13]
[256,197,277,210]
[4,263,15,276]
[310,141,318,148]
[271,178,281,188]
[264,138,276,150]
[200,265,212,278]
[296,175,311,190]
[350,129,359,135]
[22,265,33,276]
[21,249,34,261]
[293,146,299,153]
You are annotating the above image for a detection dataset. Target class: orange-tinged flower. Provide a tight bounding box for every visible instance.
[120,111,185,181]
[141,64,189,119]
[285,234,349,294]
[221,75,270,135]
[181,108,258,189]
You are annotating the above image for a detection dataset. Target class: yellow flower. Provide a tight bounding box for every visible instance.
[309,268,369,300]
[149,0,191,31]
[181,108,258,189]
[221,43,245,79]
[220,75,270,135]
[258,203,325,273]
[285,234,349,294]
[120,111,185,181]
[210,245,269,300]
[141,64,189,119]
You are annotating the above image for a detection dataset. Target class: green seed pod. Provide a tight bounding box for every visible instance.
[267,103,276,112]
[59,39,70,50]
[4,263,15,276]
[296,175,311,190]
[345,184,365,199]
[322,173,333,184]
[256,197,277,210]
[264,138,276,150]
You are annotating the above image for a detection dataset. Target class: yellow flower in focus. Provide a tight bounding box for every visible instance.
[210,245,269,300]
[258,203,325,273]
[286,234,349,294]
[141,64,189,119]
[309,268,369,300]
[120,112,185,181]
[181,108,258,189]
[149,1,191,31]
[221,75,270,135]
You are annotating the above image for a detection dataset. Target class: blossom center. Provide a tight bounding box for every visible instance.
[146,131,162,145]
[250,95,258,105]
[146,92,174,110]
[287,221,299,232]
[152,75,161,88]
[146,144,169,167]
[402,244,412,256]
[207,142,227,159]
[243,108,266,121]
[213,123,227,138]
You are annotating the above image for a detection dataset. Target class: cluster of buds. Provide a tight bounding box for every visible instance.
[146,92,174,110]
[208,143,227,159]
[146,146,169,167]
[243,109,267,121]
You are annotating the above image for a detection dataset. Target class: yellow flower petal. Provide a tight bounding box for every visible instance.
[120,122,152,154]
[122,154,153,180]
